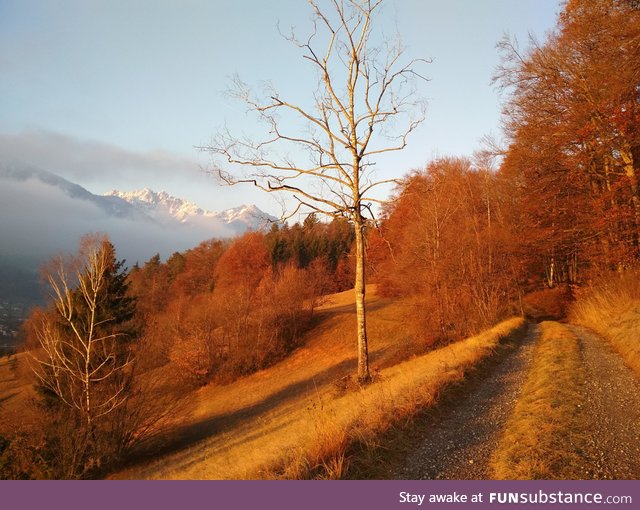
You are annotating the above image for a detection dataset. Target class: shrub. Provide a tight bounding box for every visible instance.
[522,286,574,321]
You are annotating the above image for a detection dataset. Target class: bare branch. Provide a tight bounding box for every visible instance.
[203,0,429,382]
[30,237,133,430]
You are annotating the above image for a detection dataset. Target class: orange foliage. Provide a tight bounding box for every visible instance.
[496,0,640,278]
[376,158,521,345]
[214,232,270,291]
[170,240,225,297]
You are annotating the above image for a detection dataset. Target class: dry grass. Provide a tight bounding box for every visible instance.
[0,353,38,436]
[267,318,525,480]
[570,272,640,378]
[3,287,524,479]
[491,321,586,479]
[113,286,524,479]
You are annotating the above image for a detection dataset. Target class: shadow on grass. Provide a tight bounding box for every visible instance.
[131,356,358,466]
[0,391,17,406]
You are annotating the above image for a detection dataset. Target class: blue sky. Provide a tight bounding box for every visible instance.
[0,0,561,216]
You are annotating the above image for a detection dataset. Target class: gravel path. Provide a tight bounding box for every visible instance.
[568,325,640,479]
[392,324,538,480]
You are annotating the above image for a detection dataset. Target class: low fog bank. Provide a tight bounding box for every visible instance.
[0,177,236,274]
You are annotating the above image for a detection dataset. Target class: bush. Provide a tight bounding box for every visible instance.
[168,264,320,386]
[522,286,574,321]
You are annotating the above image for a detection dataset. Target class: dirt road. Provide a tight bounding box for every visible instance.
[391,324,538,479]
[389,322,640,480]
[570,325,640,479]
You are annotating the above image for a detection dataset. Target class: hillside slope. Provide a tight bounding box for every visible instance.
[116,288,412,478]
[116,289,523,479]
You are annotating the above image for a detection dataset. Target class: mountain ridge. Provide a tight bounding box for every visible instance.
[0,161,278,287]
[0,161,277,234]
[0,161,149,221]
[103,188,277,230]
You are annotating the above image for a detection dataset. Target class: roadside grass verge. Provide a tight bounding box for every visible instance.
[264,317,526,479]
[491,321,586,479]
[570,272,640,378]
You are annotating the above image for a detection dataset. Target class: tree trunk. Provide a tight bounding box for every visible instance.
[621,149,640,244]
[353,214,370,383]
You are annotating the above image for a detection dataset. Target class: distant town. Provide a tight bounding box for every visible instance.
[0,300,28,355]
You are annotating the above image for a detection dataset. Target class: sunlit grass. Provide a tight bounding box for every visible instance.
[113,288,524,479]
[491,321,587,479]
[263,317,525,480]
[0,353,37,434]
[5,286,524,480]
[570,273,640,378]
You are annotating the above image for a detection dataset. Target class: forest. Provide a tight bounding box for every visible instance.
[1,0,639,480]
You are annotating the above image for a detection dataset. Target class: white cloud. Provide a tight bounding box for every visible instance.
[0,128,291,221]
[0,129,204,186]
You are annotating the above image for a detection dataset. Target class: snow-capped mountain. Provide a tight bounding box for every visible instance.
[0,161,279,306]
[104,188,204,222]
[0,161,278,274]
[104,188,277,232]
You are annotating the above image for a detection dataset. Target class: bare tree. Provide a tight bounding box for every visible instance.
[30,237,133,432]
[203,0,428,381]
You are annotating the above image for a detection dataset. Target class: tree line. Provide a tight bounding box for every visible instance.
[128,216,355,384]
[372,0,640,341]
[495,0,640,284]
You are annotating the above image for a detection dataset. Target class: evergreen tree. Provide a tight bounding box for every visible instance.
[72,237,137,345]
[30,234,139,477]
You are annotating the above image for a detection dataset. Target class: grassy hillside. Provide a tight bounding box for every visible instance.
[113,288,523,479]
[1,287,524,479]
[0,353,36,434]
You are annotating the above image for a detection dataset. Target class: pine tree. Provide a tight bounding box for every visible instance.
[32,235,137,426]
[72,237,137,347]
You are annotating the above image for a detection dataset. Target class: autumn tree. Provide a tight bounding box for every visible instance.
[168,235,322,385]
[170,240,225,297]
[378,158,519,343]
[127,253,170,323]
[28,234,137,477]
[204,0,427,381]
[495,0,640,280]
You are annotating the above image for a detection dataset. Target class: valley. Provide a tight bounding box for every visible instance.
[0,300,27,355]
[0,161,277,311]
